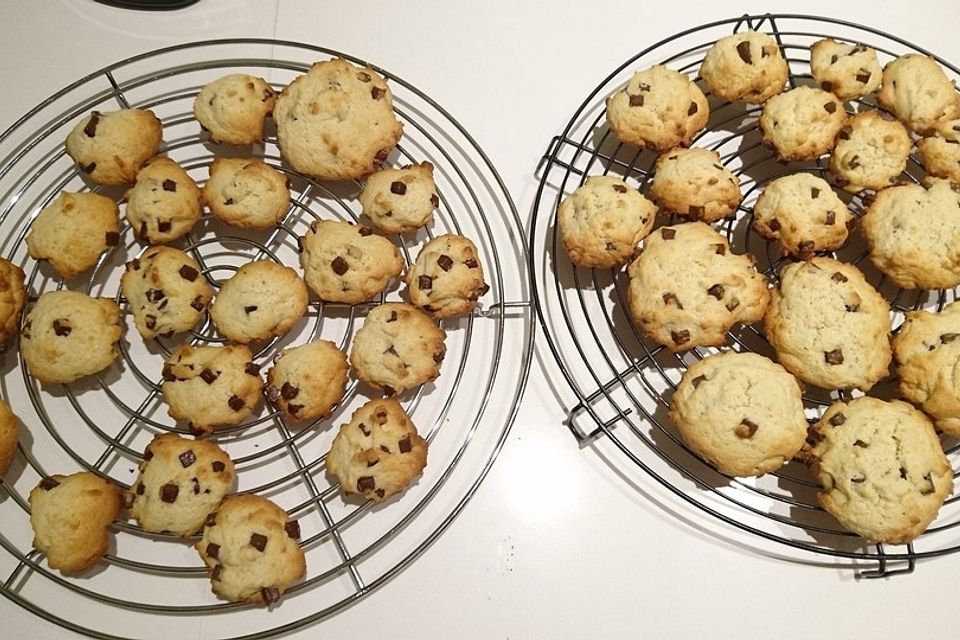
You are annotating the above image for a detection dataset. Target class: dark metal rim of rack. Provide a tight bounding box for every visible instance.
[0,39,535,639]
[530,13,960,578]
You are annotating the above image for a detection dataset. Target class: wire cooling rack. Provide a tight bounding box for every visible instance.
[531,14,960,577]
[0,39,533,638]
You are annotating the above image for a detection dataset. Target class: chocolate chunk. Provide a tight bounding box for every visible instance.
[228,395,245,411]
[285,520,301,539]
[287,403,303,416]
[162,363,176,381]
[798,240,815,254]
[612,183,627,193]
[105,231,120,246]
[811,187,820,199]
[128,258,142,271]
[39,477,60,490]
[331,256,349,275]
[82,162,97,174]
[387,311,398,322]
[206,543,220,559]
[714,244,726,255]
[84,111,101,137]
[376,410,389,424]
[687,101,698,116]
[736,41,753,64]
[190,296,205,312]
[437,254,454,271]
[824,211,836,225]
[244,305,258,314]
[838,126,852,140]
[212,461,225,472]
[854,439,869,448]
[845,303,859,312]
[367,458,379,467]
[375,149,389,163]
[375,488,386,499]
[824,349,844,365]
[179,265,199,281]
[725,298,740,312]
[249,533,268,552]
[707,284,724,300]
[384,345,399,357]
[179,450,196,468]
[136,482,145,495]
[160,483,179,503]
[847,155,860,170]
[200,368,218,384]
[359,422,371,437]
[735,419,758,439]
[941,333,960,344]
[146,289,166,303]
[831,272,848,283]
[418,274,433,290]
[144,449,154,461]
[692,375,706,388]
[629,94,644,107]
[245,362,260,376]
[357,71,371,82]
[380,445,390,453]
[670,329,690,345]
[430,193,441,208]
[211,565,222,581]
[358,226,373,236]
[390,180,407,195]
[824,102,838,114]
[433,351,444,363]
[662,292,683,309]
[768,218,781,232]
[53,319,71,337]
[661,228,676,240]
[261,587,281,605]
[162,179,177,192]
[157,220,171,233]
[357,476,376,492]
[371,86,386,100]
[382,385,396,396]
[137,220,148,239]
[280,382,299,400]
[851,476,865,484]
[398,437,412,453]
[478,282,490,296]
[688,205,705,218]
[856,71,871,84]
[821,80,834,93]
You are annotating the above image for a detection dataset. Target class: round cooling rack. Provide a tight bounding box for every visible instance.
[531,14,960,577]
[0,39,533,639]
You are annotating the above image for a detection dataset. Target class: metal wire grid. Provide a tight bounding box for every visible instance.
[531,14,960,577]
[0,39,533,638]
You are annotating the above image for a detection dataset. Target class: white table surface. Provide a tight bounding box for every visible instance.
[2,1,958,638]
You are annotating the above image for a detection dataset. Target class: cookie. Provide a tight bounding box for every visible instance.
[404,234,489,318]
[203,157,290,230]
[125,156,202,245]
[274,58,403,180]
[699,30,788,104]
[809,39,882,101]
[350,302,446,395]
[193,73,276,145]
[64,109,163,186]
[861,180,960,290]
[759,86,846,161]
[26,191,120,278]
[29,471,123,573]
[358,162,438,234]
[807,397,952,544]
[195,494,305,605]
[892,301,960,435]
[878,54,960,135]
[299,220,403,304]
[209,261,308,343]
[0,398,18,477]
[557,175,658,269]
[605,64,709,151]
[668,351,807,477]
[20,291,123,384]
[128,433,235,537]
[0,258,27,347]
[648,148,742,222]
[829,110,912,193]
[161,344,263,435]
[265,340,349,422]
[626,222,769,352]
[326,397,428,502]
[917,135,960,185]
[764,258,891,391]
[752,173,853,258]
[121,246,213,340]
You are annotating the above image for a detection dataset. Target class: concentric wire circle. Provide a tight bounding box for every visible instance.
[531,14,960,574]
[0,39,533,638]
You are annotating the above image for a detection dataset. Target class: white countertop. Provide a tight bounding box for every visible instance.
[2,1,958,638]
